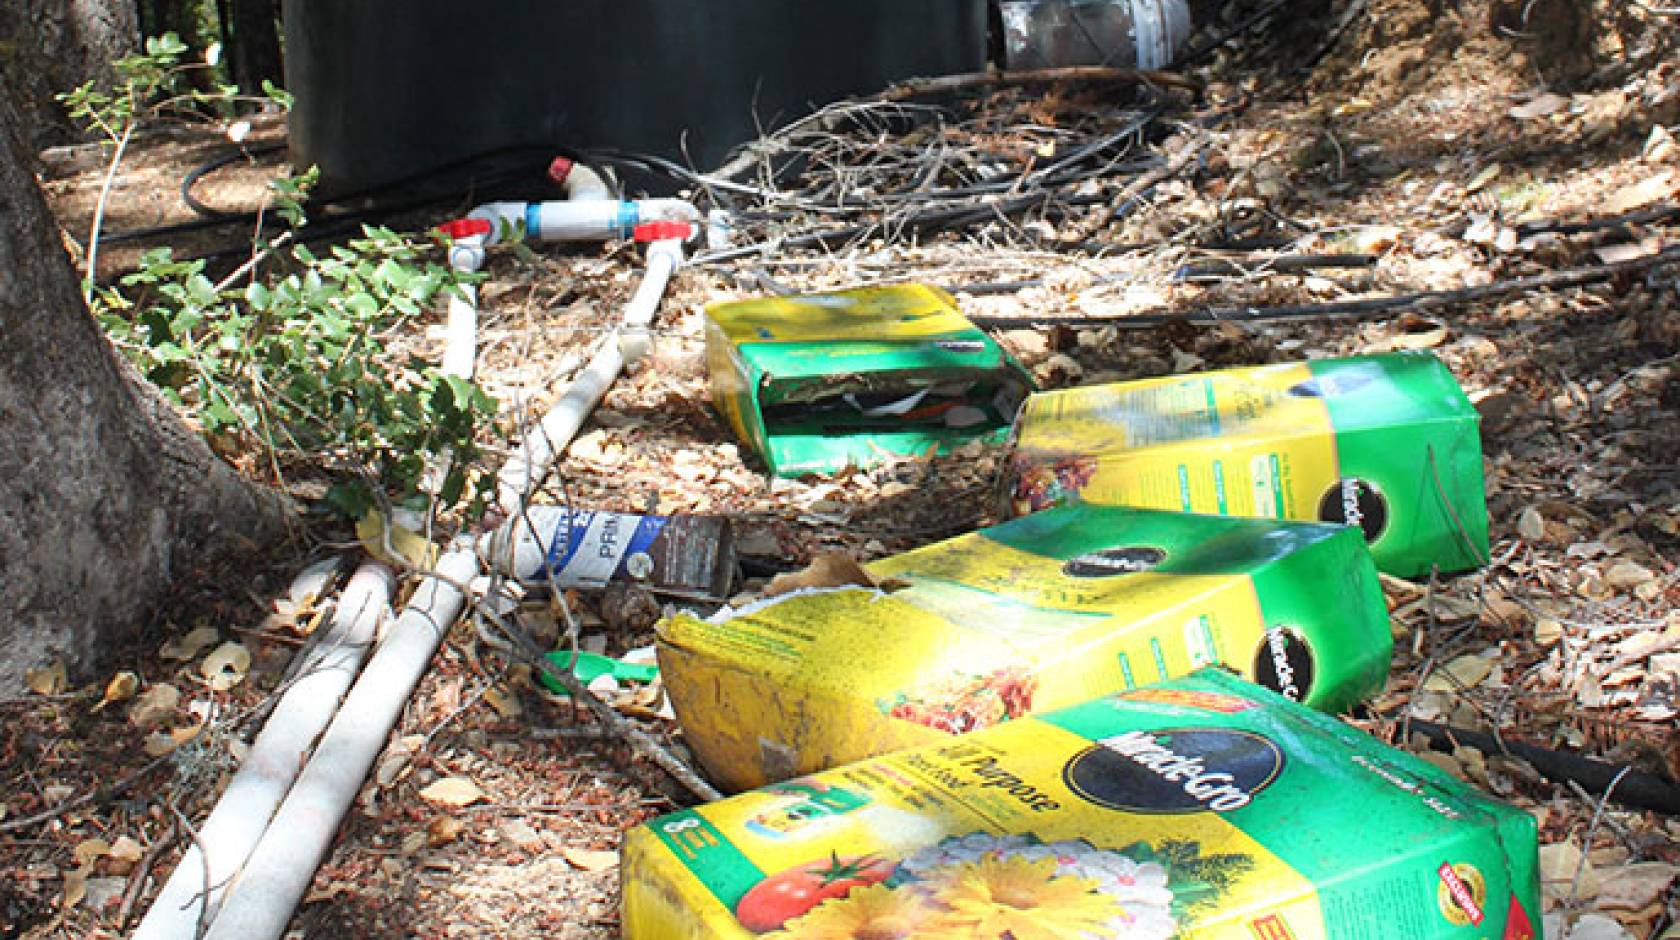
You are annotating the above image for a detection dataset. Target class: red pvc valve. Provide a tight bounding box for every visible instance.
[436,217,492,240]
[633,220,695,243]
[548,156,575,185]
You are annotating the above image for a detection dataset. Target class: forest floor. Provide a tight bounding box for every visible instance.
[5,0,1679,936]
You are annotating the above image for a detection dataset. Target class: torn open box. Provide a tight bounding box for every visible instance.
[705,284,1034,477]
[658,503,1391,793]
[623,669,1540,939]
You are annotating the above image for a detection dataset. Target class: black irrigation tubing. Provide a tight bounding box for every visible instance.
[180,142,287,218]
[1396,716,1680,816]
[949,252,1377,297]
[99,143,578,244]
[1172,252,1377,281]
[1515,202,1680,238]
[967,243,1680,329]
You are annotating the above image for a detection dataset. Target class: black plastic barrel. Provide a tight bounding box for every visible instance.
[281,0,988,196]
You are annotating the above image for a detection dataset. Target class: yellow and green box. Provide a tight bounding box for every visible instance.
[705,284,1035,477]
[658,503,1391,793]
[1006,352,1490,578]
[624,669,1540,940]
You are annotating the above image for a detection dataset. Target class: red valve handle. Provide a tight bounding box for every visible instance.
[436,217,492,240]
[632,220,695,243]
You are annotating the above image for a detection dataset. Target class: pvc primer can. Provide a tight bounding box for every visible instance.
[487,507,736,601]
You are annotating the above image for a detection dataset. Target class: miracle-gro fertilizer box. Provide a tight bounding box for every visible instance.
[622,669,1540,940]
[1005,352,1490,578]
[705,284,1035,478]
[657,503,1392,794]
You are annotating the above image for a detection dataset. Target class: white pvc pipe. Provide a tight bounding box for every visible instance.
[134,562,394,940]
[495,334,626,514]
[493,236,683,514]
[620,237,684,363]
[442,282,480,379]
[201,548,480,940]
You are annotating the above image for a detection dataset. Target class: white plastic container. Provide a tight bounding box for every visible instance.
[1001,0,1192,70]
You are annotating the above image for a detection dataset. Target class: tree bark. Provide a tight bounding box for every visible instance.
[228,0,283,98]
[0,77,296,695]
[0,0,140,149]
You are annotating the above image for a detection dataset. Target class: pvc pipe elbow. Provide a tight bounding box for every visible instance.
[447,235,486,273]
[564,164,613,202]
[466,202,529,246]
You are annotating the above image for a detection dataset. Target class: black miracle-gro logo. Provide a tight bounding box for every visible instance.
[1316,477,1389,543]
[1252,627,1315,703]
[1064,728,1284,814]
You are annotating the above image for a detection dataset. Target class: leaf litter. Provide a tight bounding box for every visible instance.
[7,0,1680,936]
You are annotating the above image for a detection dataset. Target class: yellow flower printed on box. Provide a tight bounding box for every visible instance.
[765,883,935,940]
[922,855,1122,940]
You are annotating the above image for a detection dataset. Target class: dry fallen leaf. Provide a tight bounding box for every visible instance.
[1517,506,1546,541]
[107,836,145,875]
[199,641,252,691]
[376,734,427,789]
[419,776,487,808]
[25,659,68,696]
[483,684,524,720]
[1603,171,1677,214]
[562,847,619,872]
[1422,653,1495,692]
[1604,561,1654,590]
[72,838,111,867]
[1595,863,1680,913]
[356,510,438,569]
[94,671,140,711]
[129,682,181,728]
[764,553,883,598]
[160,626,221,661]
[143,723,204,757]
[1509,92,1568,120]
[1567,913,1635,940]
[1467,164,1502,192]
[1541,842,1602,907]
[62,865,88,910]
[426,815,465,847]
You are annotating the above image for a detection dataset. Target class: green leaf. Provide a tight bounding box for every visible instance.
[261,80,294,110]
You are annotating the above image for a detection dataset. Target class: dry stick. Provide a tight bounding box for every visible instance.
[0,750,176,834]
[83,123,135,302]
[483,605,722,803]
[117,828,180,931]
[880,66,1204,102]
[968,244,1680,329]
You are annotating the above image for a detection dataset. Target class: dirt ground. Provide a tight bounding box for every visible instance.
[5,0,1679,936]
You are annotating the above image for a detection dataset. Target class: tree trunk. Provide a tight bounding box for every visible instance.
[228,0,283,98]
[0,0,140,150]
[0,77,296,695]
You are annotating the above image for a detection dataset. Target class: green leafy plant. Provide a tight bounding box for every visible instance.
[60,32,295,298]
[100,227,498,518]
[72,33,500,520]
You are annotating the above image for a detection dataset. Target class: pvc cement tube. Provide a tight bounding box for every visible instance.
[201,547,479,940]
[133,562,394,940]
